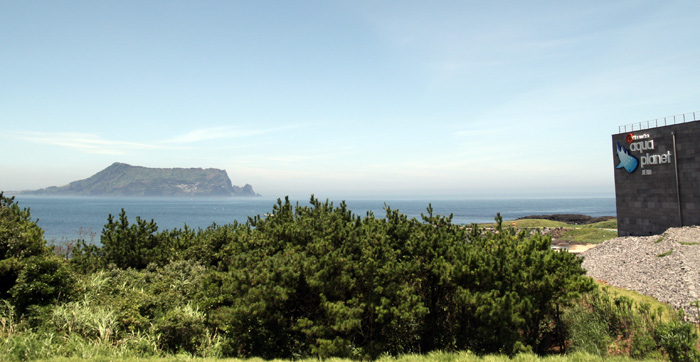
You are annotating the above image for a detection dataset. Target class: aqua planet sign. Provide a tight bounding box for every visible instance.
[615,133,673,175]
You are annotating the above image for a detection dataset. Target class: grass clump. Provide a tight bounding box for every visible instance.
[559,220,618,244]
[560,228,618,244]
[509,219,569,228]
[594,282,675,323]
[479,219,568,228]
[657,250,674,257]
[564,285,700,361]
[585,219,618,229]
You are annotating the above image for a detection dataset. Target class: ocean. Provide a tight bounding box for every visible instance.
[11,195,616,243]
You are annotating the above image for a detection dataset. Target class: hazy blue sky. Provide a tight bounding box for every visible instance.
[2,1,699,199]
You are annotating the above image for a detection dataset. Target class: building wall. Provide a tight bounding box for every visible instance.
[612,120,700,236]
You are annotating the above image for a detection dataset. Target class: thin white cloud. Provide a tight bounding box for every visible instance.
[5,125,303,155]
[161,125,300,144]
[266,154,332,163]
[5,131,172,155]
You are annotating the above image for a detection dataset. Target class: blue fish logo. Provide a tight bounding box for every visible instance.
[616,142,639,173]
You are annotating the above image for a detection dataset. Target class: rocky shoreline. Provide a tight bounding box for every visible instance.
[581,226,700,322]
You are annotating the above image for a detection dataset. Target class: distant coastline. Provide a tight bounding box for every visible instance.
[11,196,615,242]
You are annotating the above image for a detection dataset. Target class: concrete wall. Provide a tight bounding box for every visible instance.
[612,120,700,236]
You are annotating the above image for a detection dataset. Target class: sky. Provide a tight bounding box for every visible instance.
[2,1,699,199]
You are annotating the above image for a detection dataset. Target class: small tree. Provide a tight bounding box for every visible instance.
[100,209,160,269]
[0,193,48,298]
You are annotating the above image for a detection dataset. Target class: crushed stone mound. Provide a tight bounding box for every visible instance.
[581,226,700,322]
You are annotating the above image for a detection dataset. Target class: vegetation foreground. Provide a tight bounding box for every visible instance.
[20,351,668,362]
[1,193,698,361]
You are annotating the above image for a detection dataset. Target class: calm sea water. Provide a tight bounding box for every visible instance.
[11,195,616,243]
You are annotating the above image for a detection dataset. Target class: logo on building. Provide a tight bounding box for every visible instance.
[616,142,639,173]
[626,133,650,143]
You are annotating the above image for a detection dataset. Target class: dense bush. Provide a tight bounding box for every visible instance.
[9,255,76,313]
[0,193,50,299]
[0,194,77,314]
[1,194,698,361]
[655,320,700,362]
[70,210,198,273]
[200,197,594,358]
[154,304,207,354]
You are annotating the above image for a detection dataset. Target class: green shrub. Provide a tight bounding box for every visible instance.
[154,304,207,354]
[203,199,594,358]
[564,303,610,356]
[0,193,49,299]
[7,195,687,360]
[1,331,51,361]
[71,210,200,272]
[9,255,77,313]
[0,194,46,261]
[655,320,700,362]
[630,329,661,359]
[68,240,104,274]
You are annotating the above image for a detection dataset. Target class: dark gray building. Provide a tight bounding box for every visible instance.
[613,113,700,236]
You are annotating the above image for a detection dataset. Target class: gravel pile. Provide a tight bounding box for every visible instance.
[581,226,700,322]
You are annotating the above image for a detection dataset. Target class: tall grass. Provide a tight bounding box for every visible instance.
[1,328,162,361]
[50,299,116,343]
[0,300,17,338]
[562,286,700,362]
[33,352,663,362]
